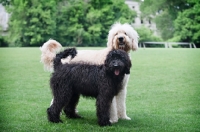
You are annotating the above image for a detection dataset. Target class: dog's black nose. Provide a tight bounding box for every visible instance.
[114,65,119,68]
[113,61,119,67]
[118,37,124,42]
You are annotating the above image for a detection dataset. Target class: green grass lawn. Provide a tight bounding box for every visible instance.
[0,47,200,131]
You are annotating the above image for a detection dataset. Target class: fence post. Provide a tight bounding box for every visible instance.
[192,43,196,48]
[167,42,170,48]
[165,43,167,48]
[170,43,172,48]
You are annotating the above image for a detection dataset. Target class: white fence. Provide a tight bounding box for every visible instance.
[139,42,196,48]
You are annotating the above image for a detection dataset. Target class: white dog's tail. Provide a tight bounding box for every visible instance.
[40,39,62,72]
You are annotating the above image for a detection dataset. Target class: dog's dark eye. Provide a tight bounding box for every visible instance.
[124,32,127,35]
[115,33,118,36]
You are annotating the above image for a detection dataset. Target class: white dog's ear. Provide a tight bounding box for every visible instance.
[107,33,114,48]
[131,39,138,51]
[130,30,139,51]
[123,23,139,51]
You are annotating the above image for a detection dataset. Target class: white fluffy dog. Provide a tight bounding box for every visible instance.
[40,22,139,123]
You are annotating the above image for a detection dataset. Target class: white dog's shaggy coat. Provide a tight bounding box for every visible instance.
[40,22,139,123]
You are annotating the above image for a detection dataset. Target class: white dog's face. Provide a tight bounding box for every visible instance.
[107,23,139,52]
[113,30,131,52]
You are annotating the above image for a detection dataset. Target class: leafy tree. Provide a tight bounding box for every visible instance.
[138,0,191,40]
[112,0,136,23]
[0,29,8,47]
[0,0,10,6]
[55,1,88,46]
[139,0,190,17]
[4,0,56,46]
[136,26,162,44]
[1,0,137,47]
[56,0,136,47]
[0,23,8,47]
[154,10,175,40]
[85,0,114,46]
[174,1,200,47]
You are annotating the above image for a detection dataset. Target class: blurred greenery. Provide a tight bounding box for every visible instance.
[0,0,137,47]
[136,26,162,43]
[1,0,199,47]
[174,1,200,45]
[139,0,200,47]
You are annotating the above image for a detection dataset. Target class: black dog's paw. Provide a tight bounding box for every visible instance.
[50,119,63,123]
[99,120,112,127]
[66,113,82,119]
[47,108,63,123]
[48,116,63,123]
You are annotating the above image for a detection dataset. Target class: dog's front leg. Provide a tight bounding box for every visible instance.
[116,74,131,120]
[96,95,112,126]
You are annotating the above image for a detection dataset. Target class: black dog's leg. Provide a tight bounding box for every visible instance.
[63,93,81,118]
[47,87,72,123]
[47,98,64,123]
[96,94,112,126]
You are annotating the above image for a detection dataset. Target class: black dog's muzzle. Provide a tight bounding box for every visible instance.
[113,63,120,76]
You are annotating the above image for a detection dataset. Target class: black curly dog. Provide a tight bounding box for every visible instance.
[47,48,131,126]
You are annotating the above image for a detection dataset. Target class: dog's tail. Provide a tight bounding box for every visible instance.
[40,39,62,72]
[53,48,77,71]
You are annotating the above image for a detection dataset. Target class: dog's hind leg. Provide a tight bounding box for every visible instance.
[47,86,72,123]
[50,98,63,115]
[50,99,54,106]
[116,74,131,120]
[47,97,65,123]
[63,93,81,119]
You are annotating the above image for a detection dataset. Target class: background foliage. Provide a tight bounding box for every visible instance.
[1,0,200,47]
[0,0,137,47]
[139,0,200,47]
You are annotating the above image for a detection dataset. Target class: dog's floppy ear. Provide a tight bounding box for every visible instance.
[107,33,114,48]
[123,23,139,51]
[125,62,131,74]
[104,52,111,70]
[125,68,130,74]
[107,23,118,49]
[131,39,138,51]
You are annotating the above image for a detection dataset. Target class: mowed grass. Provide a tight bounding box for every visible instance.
[0,47,200,131]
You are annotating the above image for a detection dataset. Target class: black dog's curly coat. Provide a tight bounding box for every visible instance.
[47,48,131,126]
